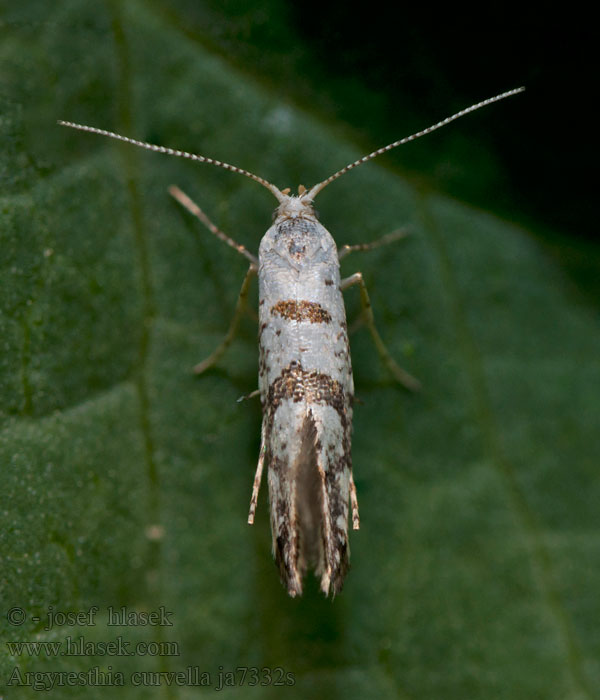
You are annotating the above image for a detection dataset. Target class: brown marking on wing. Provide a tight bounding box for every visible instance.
[270,299,332,324]
[267,360,348,421]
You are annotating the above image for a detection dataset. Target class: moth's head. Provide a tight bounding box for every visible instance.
[272,184,318,222]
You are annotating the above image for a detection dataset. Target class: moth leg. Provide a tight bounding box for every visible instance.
[248,420,267,524]
[338,228,409,261]
[169,185,258,265]
[350,472,360,530]
[237,389,261,403]
[341,272,421,392]
[193,264,257,374]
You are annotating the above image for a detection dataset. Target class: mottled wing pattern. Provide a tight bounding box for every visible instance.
[258,217,354,596]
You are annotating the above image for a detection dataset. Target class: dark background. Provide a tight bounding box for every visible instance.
[166,1,597,300]
[292,6,594,240]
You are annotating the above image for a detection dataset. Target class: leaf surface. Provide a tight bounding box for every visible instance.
[1,2,598,698]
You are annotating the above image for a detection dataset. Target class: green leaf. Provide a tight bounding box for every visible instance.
[1,2,598,698]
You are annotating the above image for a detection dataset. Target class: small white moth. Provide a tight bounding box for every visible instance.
[59,86,524,596]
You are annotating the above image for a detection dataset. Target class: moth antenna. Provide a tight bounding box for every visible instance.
[57,120,286,202]
[306,86,525,200]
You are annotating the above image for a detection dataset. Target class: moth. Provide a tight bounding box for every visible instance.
[59,87,524,596]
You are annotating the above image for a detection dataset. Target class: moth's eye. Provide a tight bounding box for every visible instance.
[313,208,319,219]
[272,208,279,221]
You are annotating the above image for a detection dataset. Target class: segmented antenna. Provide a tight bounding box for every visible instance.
[59,87,524,205]
[57,120,286,202]
[306,87,525,200]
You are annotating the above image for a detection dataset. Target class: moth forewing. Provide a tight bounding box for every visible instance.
[59,86,524,597]
[258,202,354,596]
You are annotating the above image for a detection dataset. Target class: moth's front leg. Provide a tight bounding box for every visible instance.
[168,185,259,374]
[337,228,409,261]
[339,227,420,391]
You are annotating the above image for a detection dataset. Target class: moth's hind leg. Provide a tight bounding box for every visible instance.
[168,185,258,374]
[248,421,267,525]
[341,271,421,392]
[350,472,360,530]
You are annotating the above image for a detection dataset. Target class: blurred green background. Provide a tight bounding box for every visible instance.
[1,1,598,698]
